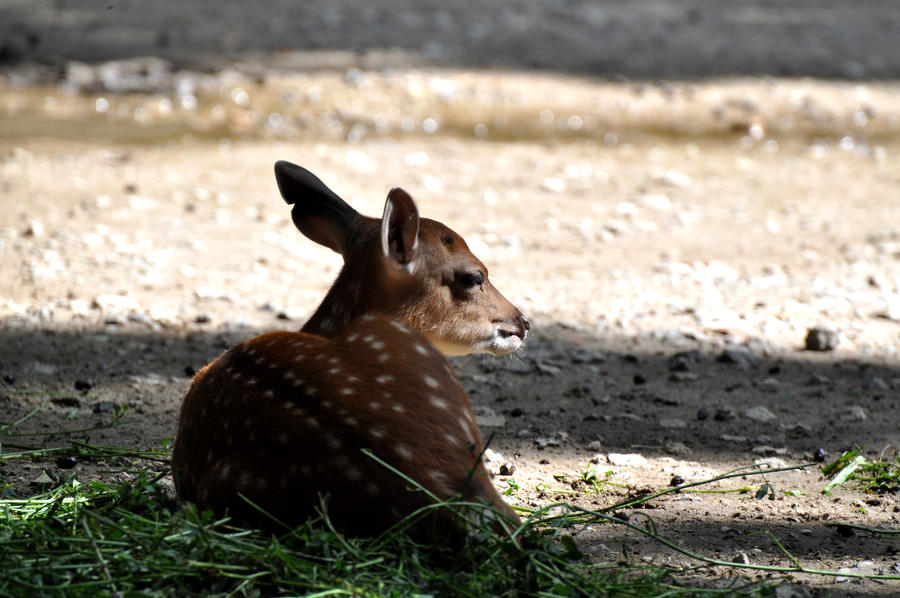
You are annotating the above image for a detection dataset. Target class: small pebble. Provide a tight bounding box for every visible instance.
[696,407,709,420]
[92,401,115,414]
[664,441,690,456]
[714,408,736,421]
[744,406,777,422]
[717,349,754,369]
[843,405,867,421]
[2,374,14,385]
[813,448,826,462]
[806,373,831,386]
[669,371,698,382]
[668,350,701,372]
[499,462,516,476]
[184,365,197,377]
[74,379,93,391]
[804,327,839,351]
[55,455,78,469]
[51,396,81,407]
[633,373,647,385]
[868,376,888,391]
[669,475,685,487]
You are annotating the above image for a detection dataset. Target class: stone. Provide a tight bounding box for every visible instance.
[717,349,754,369]
[744,406,777,422]
[843,405,867,421]
[804,327,839,351]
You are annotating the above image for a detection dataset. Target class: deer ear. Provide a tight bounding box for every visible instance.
[274,160,358,255]
[380,187,420,269]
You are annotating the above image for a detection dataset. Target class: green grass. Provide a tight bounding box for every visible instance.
[4,412,900,597]
[0,463,777,598]
[0,423,787,598]
[823,447,900,494]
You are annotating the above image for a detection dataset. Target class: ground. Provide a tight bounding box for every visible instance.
[2,2,900,596]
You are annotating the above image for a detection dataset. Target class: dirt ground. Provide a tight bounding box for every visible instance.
[2,2,900,597]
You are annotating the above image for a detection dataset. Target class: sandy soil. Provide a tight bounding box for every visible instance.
[2,3,900,596]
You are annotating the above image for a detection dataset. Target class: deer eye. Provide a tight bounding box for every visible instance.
[457,271,484,289]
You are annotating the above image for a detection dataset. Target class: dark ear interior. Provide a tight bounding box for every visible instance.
[274,161,358,255]
[380,187,420,266]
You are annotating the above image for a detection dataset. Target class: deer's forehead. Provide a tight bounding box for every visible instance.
[418,219,484,268]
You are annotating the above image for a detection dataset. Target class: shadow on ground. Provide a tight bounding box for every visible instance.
[2,322,897,464]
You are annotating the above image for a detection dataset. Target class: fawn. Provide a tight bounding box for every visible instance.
[172,161,529,541]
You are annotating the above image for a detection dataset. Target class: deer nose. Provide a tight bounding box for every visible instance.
[518,314,530,336]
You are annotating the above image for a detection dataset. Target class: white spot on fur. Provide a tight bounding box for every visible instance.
[321,400,332,409]
[414,344,429,355]
[301,464,312,476]
[371,340,385,350]
[369,427,386,439]
[346,333,359,342]
[277,433,289,444]
[326,434,342,449]
[369,401,381,410]
[365,482,380,497]
[306,416,320,429]
[392,403,404,413]
[423,375,439,389]
[361,314,375,322]
[328,367,341,375]
[341,388,354,395]
[239,472,251,487]
[394,443,413,460]
[390,321,411,333]
[293,354,305,362]
[429,395,449,409]
[362,334,375,342]
[263,389,274,399]
[344,466,362,481]
[246,377,258,386]
[218,463,231,479]
[375,374,394,384]
[444,433,459,446]
[343,416,358,426]
[328,357,339,365]
[378,352,390,363]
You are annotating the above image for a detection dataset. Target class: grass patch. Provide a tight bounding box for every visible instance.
[823,447,900,494]
[4,411,898,596]
[0,465,777,598]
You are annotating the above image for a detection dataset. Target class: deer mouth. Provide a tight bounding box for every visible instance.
[489,328,525,356]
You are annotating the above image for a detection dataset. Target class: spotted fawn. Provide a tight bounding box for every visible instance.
[172,161,529,540]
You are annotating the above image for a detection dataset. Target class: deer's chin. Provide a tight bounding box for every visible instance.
[485,333,523,356]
